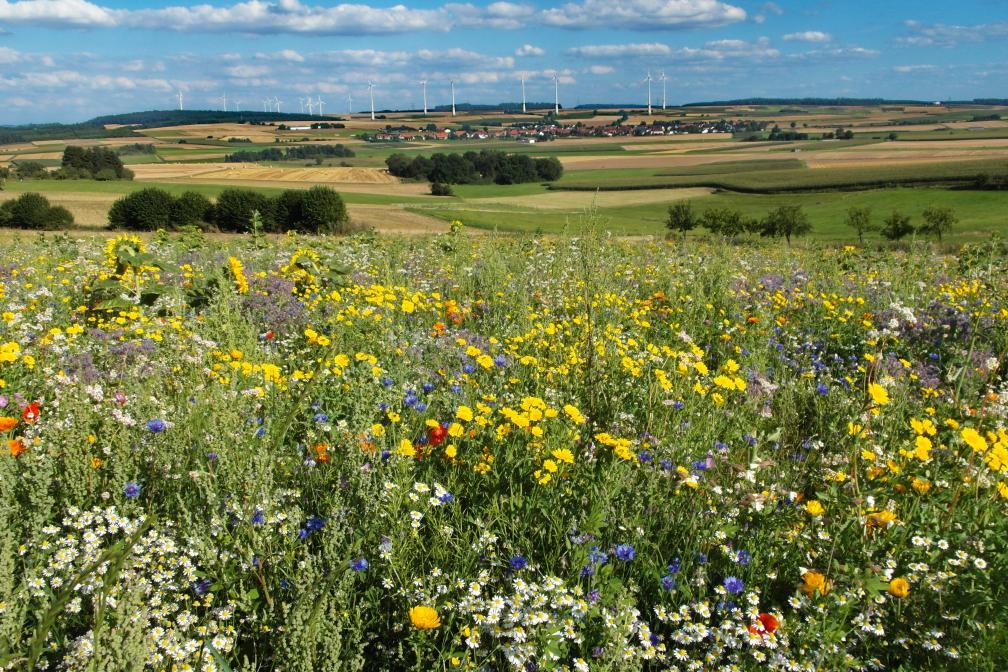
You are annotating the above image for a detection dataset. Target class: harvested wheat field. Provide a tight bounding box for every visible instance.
[131,163,398,184]
[347,204,449,233]
[0,190,116,228]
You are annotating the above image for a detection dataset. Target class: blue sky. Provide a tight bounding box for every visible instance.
[0,0,1006,124]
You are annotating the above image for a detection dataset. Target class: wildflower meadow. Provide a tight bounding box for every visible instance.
[1,228,1007,671]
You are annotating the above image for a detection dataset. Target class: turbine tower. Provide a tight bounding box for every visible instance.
[263,98,269,112]
[646,72,652,116]
[421,80,428,115]
[306,97,314,115]
[274,96,281,113]
[347,92,353,115]
[223,91,227,112]
[298,97,304,114]
[177,90,183,111]
[316,96,324,116]
[660,71,667,110]
[368,81,375,121]
[553,74,559,116]
[521,76,526,113]
[450,80,456,117]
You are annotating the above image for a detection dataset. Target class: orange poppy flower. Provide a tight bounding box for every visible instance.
[8,438,26,457]
[0,417,17,432]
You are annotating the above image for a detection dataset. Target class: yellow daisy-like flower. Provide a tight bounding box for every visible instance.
[805,500,825,517]
[228,256,250,295]
[868,383,889,406]
[409,605,440,630]
[887,577,910,598]
[960,427,988,453]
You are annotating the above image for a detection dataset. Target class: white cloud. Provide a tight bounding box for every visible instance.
[587,65,614,75]
[515,43,545,57]
[0,0,119,27]
[783,30,831,43]
[543,0,745,30]
[224,64,273,78]
[900,20,1008,47]
[256,49,305,62]
[893,64,936,73]
[0,46,24,64]
[752,1,781,24]
[568,42,672,58]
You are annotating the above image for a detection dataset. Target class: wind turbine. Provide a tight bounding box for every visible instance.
[274,96,281,113]
[347,92,353,115]
[646,72,652,116]
[660,71,667,110]
[553,74,559,116]
[233,100,240,112]
[298,97,304,114]
[368,81,375,121]
[421,80,428,115]
[263,98,269,112]
[306,97,314,115]
[316,96,324,117]
[450,80,456,117]
[520,76,526,113]
[177,90,183,111]
[222,91,227,112]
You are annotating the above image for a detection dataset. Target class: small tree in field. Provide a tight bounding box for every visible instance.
[919,205,957,241]
[880,210,914,241]
[665,201,696,240]
[761,205,811,245]
[845,206,874,243]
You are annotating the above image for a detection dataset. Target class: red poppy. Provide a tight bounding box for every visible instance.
[21,403,39,424]
[428,424,447,447]
[264,331,275,340]
[749,612,780,636]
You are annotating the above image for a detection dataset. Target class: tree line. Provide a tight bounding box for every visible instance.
[224,144,355,163]
[385,150,563,185]
[107,186,349,234]
[666,202,960,243]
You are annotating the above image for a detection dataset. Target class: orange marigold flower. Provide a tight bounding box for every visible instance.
[8,438,26,457]
[0,417,17,432]
[409,605,440,630]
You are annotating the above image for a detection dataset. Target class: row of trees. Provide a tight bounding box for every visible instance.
[224,144,355,163]
[385,150,563,185]
[0,192,74,229]
[667,202,960,243]
[108,186,350,234]
[666,202,812,244]
[845,205,958,242]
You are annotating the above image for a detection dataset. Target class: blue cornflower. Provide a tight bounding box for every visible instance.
[638,451,653,463]
[314,412,329,422]
[438,492,455,504]
[422,382,435,393]
[696,552,708,565]
[660,459,673,471]
[349,558,369,572]
[667,558,681,574]
[493,354,507,367]
[305,516,326,533]
[251,509,265,525]
[614,544,635,562]
[588,548,609,565]
[723,576,745,594]
[736,549,751,565]
[146,418,166,433]
[124,482,141,498]
[193,578,212,595]
[279,579,290,590]
[743,434,757,447]
[714,441,728,451]
[297,528,308,541]
[380,450,391,461]
[381,377,393,387]
[661,575,677,591]
[206,452,218,461]
[404,392,419,407]
[462,363,476,374]
[581,564,596,577]
[509,555,528,570]
[255,426,266,438]
[692,459,710,471]
[451,384,461,393]
[816,382,829,396]
[588,590,600,603]
[671,400,685,410]
[414,402,428,412]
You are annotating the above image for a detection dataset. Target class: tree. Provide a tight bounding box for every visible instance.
[172,191,213,229]
[0,192,73,229]
[761,205,811,245]
[213,189,275,233]
[919,205,957,241]
[701,207,746,240]
[108,188,176,230]
[844,206,874,243]
[880,210,914,240]
[430,182,454,196]
[665,201,696,240]
[297,186,349,234]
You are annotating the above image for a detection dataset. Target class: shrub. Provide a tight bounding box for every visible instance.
[213,189,275,233]
[761,205,812,245]
[430,182,454,196]
[881,210,914,240]
[919,205,957,241]
[172,191,213,229]
[0,192,74,229]
[273,190,306,234]
[107,188,176,231]
[297,186,349,235]
[14,162,48,179]
[665,201,696,239]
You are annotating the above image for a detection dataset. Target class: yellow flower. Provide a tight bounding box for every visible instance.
[913,435,932,461]
[551,448,574,465]
[961,427,988,453]
[805,500,825,516]
[401,299,415,313]
[227,256,249,295]
[396,439,416,458]
[868,383,889,406]
[409,605,440,630]
[456,406,474,422]
[563,404,585,424]
[800,571,830,597]
[887,577,910,598]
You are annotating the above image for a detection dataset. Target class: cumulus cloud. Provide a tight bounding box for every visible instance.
[0,0,119,28]
[543,0,745,29]
[783,30,831,42]
[567,42,672,58]
[893,64,937,73]
[587,64,614,75]
[900,20,1008,47]
[515,44,545,57]
[752,1,781,24]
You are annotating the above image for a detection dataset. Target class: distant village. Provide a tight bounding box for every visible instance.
[363,118,767,143]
